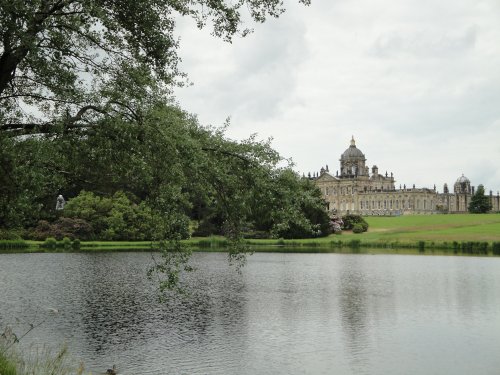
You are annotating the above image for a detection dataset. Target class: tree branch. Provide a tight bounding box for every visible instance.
[202,147,252,165]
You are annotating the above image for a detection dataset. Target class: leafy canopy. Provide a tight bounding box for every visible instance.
[0,0,309,134]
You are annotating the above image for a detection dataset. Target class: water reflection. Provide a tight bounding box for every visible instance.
[338,256,370,358]
[1,252,500,375]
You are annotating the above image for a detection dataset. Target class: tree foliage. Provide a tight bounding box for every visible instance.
[0,0,318,292]
[248,170,331,238]
[468,185,492,213]
[1,102,330,241]
[1,0,309,135]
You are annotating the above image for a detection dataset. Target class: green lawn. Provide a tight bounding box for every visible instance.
[359,214,500,243]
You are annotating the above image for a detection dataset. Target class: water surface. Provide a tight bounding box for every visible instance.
[1,252,499,374]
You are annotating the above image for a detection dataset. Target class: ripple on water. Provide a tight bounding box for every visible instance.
[1,252,500,375]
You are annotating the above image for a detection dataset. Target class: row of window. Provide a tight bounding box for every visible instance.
[323,185,391,195]
[330,199,434,211]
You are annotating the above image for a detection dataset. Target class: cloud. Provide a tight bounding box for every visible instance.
[173,0,500,191]
[175,10,309,124]
[371,26,477,58]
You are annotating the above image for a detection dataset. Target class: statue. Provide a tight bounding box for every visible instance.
[56,194,65,210]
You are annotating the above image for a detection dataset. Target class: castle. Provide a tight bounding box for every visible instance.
[313,137,500,215]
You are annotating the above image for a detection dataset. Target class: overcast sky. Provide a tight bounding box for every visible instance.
[174,0,500,193]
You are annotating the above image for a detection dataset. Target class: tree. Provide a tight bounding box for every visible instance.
[0,102,290,237]
[468,185,492,213]
[0,0,313,292]
[248,169,331,239]
[1,0,309,135]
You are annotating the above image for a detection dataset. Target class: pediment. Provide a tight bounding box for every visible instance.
[316,172,339,182]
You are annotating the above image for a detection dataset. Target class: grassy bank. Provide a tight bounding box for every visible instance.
[2,214,500,255]
[185,214,500,255]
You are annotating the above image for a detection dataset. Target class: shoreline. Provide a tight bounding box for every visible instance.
[2,214,500,255]
[1,237,499,257]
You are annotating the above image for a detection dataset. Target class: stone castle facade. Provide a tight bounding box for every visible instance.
[313,138,500,216]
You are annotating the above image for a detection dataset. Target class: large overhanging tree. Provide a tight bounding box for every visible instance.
[1,1,326,294]
[0,0,309,135]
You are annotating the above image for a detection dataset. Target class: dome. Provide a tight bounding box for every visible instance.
[454,174,472,194]
[340,137,365,160]
[455,174,470,184]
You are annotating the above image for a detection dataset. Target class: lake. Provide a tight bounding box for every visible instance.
[1,251,500,374]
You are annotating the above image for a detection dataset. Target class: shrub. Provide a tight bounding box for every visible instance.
[30,218,94,241]
[61,237,72,249]
[342,214,368,232]
[63,191,165,240]
[43,237,57,249]
[242,230,271,239]
[0,229,25,240]
[352,223,365,234]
